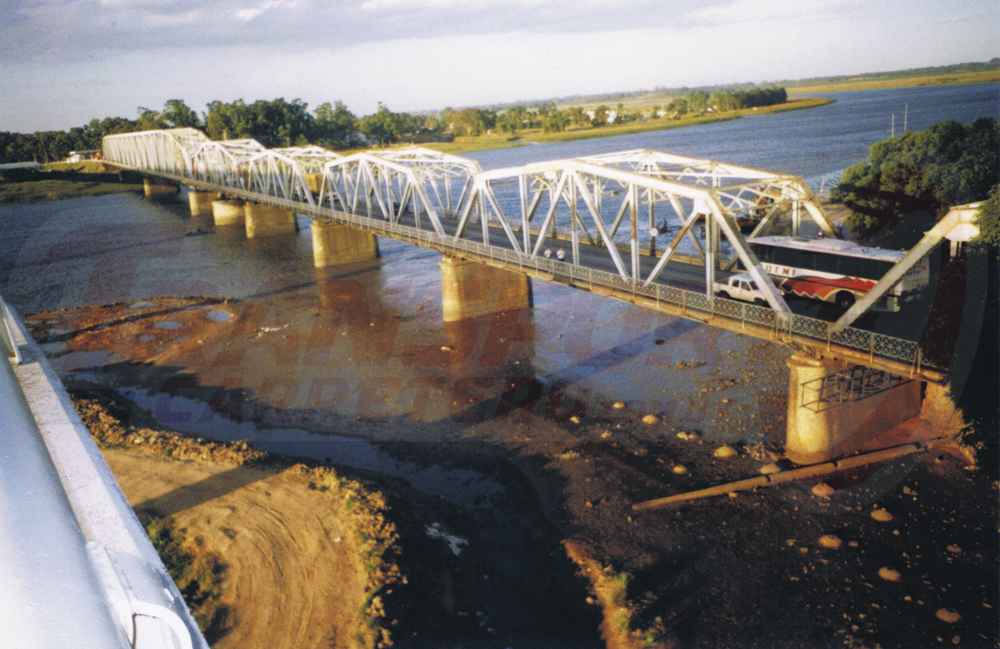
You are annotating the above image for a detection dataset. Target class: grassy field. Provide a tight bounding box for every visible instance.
[787,69,1000,94]
[0,162,143,204]
[424,97,835,155]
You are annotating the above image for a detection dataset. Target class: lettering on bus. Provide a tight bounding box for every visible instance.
[762,263,794,277]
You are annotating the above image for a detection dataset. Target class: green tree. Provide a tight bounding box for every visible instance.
[314,101,358,149]
[162,99,200,129]
[359,104,403,146]
[449,108,495,137]
[591,105,609,127]
[974,183,1000,249]
[136,107,166,131]
[542,110,570,133]
[833,118,999,242]
[204,99,252,140]
[566,106,588,127]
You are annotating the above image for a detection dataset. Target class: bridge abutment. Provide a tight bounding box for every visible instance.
[784,352,923,465]
[211,199,246,227]
[440,256,533,322]
[188,190,220,216]
[311,221,381,267]
[245,202,297,238]
[143,178,179,201]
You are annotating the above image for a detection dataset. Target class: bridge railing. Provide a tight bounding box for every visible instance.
[1,295,208,649]
[302,197,929,373]
[101,140,934,377]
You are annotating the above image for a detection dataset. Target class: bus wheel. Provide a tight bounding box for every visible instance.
[836,291,855,310]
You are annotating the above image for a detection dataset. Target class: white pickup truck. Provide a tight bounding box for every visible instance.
[713,273,770,305]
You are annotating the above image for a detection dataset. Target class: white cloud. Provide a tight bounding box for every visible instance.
[145,9,203,26]
[690,0,875,25]
[359,0,648,11]
[234,0,301,22]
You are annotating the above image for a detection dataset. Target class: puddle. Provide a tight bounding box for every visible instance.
[52,350,113,371]
[153,321,183,330]
[139,335,154,343]
[110,385,506,507]
[206,309,232,323]
[129,301,157,309]
[39,341,66,354]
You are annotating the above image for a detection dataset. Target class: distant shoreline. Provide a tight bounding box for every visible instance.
[427,97,836,155]
[428,71,998,156]
[785,69,1000,94]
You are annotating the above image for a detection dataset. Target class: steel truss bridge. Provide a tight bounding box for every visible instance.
[103,129,954,383]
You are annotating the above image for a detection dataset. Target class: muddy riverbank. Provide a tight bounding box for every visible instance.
[28,297,999,648]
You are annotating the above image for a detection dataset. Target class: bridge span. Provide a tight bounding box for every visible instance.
[102,129,952,385]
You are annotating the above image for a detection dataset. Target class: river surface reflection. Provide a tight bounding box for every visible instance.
[0,83,995,491]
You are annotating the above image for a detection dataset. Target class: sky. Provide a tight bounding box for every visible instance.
[1,0,997,133]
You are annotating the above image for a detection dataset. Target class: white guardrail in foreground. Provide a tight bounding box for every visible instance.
[0,294,207,649]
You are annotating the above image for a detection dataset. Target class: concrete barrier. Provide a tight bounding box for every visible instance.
[1,299,207,649]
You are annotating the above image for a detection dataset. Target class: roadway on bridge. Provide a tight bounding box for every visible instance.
[379,204,932,343]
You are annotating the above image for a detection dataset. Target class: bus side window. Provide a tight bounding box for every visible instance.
[773,247,796,267]
[751,245,772,263]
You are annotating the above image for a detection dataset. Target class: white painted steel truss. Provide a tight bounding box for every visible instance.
[97,132,953,377]
[318,146,480,237]
[102,128,208,177]
[456,150,837,313]
[101,135,844,314]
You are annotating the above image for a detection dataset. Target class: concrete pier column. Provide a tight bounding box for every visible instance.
[143,178,179,201]
[440,256,533,322]
[188,190,220,216]
[784,352,923,465]
[311,221,380,266]
[211,199,246,227]
[245,202,297,238]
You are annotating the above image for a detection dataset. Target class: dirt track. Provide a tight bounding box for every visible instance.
[105,450,368,648]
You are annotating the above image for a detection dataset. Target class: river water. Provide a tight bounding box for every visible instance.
[1,82,995,648]
[0,83,995,483]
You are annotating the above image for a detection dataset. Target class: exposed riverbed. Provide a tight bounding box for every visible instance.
[3,83,998,647]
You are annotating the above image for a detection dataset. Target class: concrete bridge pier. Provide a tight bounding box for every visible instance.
[211,198,246,227]
[784,352,923,465]
[188,190,220,216]
[245,202,297,238]
[312,221,381,266]
[143,177,179,201]
[440,256,533,322]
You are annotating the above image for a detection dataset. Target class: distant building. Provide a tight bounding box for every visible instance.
[67,150,100,163]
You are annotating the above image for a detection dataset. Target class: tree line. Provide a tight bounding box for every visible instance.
[1,87,793,164]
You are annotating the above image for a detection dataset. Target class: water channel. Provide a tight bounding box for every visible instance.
[1,82,995,647]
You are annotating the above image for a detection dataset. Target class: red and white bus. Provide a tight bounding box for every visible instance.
[747,235,929,311]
